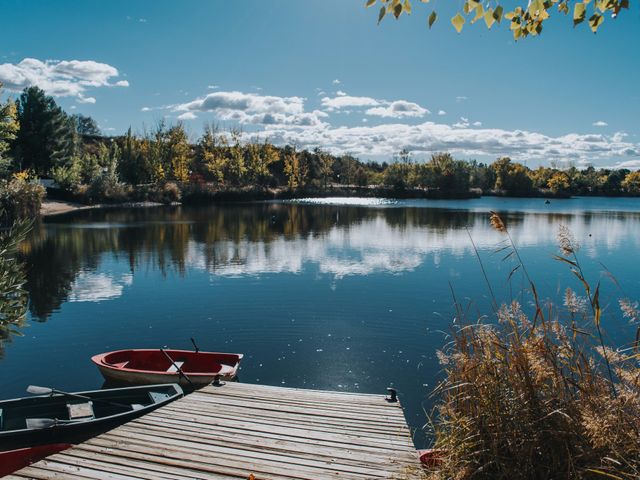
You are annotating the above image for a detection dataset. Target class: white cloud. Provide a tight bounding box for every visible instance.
[138,18,147,23]
[207,84,219,89]
[174,91,327,127]
[366,100,429,118]
[453,117,470,128]
[321,94,380,111]
[256,121,640,165]
[77,96,96,104]
[456,96,468,102]
[336,90,347,96]
[141,107,152,112]
[332,79,341,85]
[473,121,482,127]
[0,58,128,102]
[177,112,197,120]
[438,110,446,116]
[593,121,608,127]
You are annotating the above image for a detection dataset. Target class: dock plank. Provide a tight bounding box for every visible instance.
[12,382,425,480]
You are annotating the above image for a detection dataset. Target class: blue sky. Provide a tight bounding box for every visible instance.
[1,0,639,167]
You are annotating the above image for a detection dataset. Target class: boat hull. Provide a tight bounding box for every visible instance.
[0,443,71,476]
[96,364,221,387]
[0,384,182,451]
[91,349,243,388]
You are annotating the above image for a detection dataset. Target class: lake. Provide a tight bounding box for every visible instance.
[3,196,640,448]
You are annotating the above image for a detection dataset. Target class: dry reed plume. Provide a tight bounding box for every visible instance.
[425,213,640,480]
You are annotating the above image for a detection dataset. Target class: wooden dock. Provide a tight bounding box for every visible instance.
[8,382,424,479]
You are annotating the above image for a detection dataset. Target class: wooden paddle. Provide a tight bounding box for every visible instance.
[160,348,195,389]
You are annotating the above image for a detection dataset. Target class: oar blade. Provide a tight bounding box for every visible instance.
[27,385,53,395]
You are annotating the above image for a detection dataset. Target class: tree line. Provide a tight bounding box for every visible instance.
[2,84,640,204]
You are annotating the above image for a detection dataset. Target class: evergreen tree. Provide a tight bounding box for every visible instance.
[15,87,77,175]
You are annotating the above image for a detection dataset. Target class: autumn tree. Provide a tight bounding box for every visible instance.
[166,124,191,182]
[283,147,307,189]
[547,171,571,194]
[0,84,19,176]
[226,129,247,186]
[621,171,640,194]
[247,140,279,186]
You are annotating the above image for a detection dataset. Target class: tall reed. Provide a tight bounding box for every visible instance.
[426,213,640,479]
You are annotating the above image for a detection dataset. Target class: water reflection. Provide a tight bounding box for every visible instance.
[21,203,640,320]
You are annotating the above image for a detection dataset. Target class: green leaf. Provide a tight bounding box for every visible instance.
[378,5,386,23]
[573,2,586,25]
[366,0,377,7]
[428,10,437,28]
[589,12,604,32]
[451,13,466,32]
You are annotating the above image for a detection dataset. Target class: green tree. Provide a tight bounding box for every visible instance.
[72,114,101,136]
[491,157,533,195]
[0,84,19,176]
[15,87,77,175]
[119,127,148,184]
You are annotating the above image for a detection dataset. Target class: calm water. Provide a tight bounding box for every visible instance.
[3,196,640,447]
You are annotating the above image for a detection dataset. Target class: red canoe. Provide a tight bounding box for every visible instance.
[91,349,243,388]
[0,443,72,476]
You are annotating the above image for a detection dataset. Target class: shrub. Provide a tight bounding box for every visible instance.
[50,160,81,191]
[150,181,181,204]
[0,175,45,226]
[426,214,640,480]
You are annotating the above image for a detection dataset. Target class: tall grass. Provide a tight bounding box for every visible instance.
[426,213,640,479]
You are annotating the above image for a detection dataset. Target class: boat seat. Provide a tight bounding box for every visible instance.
[110,361,129,369]
[166,361,185,373]
[67,402,94,420]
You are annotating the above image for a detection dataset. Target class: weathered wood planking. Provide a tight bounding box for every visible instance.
[8,382,424,480]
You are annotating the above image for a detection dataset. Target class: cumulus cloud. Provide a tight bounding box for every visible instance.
[174,91,327,127]
[257,121,640,165]
[321,92,429,119]
[177,112,197,120]
[366,100,429,118]
[159,87,639,165]
[0,58,128,102]
[593,121,608,127]
[332,79,341,85]
[321,94,380,111]
[438,110,446,116]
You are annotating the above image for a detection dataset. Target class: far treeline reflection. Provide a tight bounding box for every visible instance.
[20,202,640,322]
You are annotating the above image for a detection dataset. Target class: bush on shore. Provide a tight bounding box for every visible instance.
[0,173,45,226]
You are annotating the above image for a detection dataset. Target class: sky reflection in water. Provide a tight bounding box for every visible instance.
[2,197,639,447]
